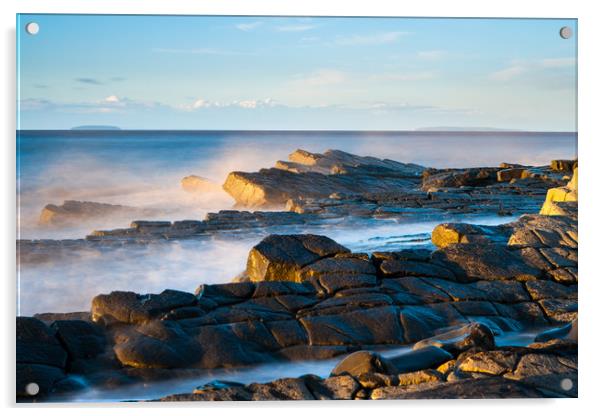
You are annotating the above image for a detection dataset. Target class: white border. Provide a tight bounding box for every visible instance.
[2,1,600,414]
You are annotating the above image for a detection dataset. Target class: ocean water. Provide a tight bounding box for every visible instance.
[17,130,576,239]
[16,130,576,315]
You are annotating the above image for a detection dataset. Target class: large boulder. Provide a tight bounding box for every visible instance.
[51,320,107,360]
[16,317,67,368]
[223,149,424,207]
[91,289,197,325]
[431,223,508,248]
[540,167,578,215]
[432,242,541,281]
[246,234,350,282]
[387,346,453,374]
[330,351,396,377]
[16,317,68,398]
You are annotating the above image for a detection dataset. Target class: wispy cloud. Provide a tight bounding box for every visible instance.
[489,57,575,82]
[75,77,126,85]
[276,24,316,32]
[290,69,347,87]
[104,95,120,103]
[19,96,164,114]
[152,47,253,56]
[334,31,409,46]
[235,21,263,31]
[375,71,436,82]
[75,78,103,85]
[489,65,526,81]
[178,97,278,111]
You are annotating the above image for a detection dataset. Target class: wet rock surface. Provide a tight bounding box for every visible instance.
[16,157,577,401]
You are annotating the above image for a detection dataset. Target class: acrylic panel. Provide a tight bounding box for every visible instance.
[16,14,578,402]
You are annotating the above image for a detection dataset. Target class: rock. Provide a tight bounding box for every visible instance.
[16,363,66,399]
[379,259,456,280]
[52,320,107,360]
[431,223,508,248]
[540,167,577,215]
[457,350,518,376]
[91,289,197,325]
[39,200,151,226]
[422,167,499,190]
[34,312,91,323]
[163,386,252,401]
[266,320,309,348]
[497,168,528,182]
[318,274,378,294]
[396,369,443,386]
[399,304,464,342]
[300,306,404,346]
[432,242,541,281]
[304,374,360,400]
[370,377,547,399]
[180,175,221,193]
[113,321,203,369]
[193,379,245,393]
[525,280,577,301]
[387,346,453,374]
[538,298,578,323]
[246,234,349,282]
[16,317,67,368]
[223,149,424,208]
[550,159,577,172]
[413,322,495,354]
[330,350,396,377]
[505,353,577,396]
[299,257,376,279]
[247,377,315,400]
[277,345,349,361]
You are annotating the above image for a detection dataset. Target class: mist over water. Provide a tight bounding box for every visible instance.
[16,130,575,315]
[18,215,516,316]
[17,130,576,239]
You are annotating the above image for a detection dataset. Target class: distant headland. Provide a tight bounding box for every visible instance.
[70,125,121,131]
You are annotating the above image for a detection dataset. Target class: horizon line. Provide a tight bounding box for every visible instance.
[16,129,578,134]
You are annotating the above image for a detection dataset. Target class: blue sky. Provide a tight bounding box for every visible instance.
[17,15,577,130]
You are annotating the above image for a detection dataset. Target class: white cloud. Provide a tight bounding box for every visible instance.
[376,71,435,81]
[334,31,409,46]
[179,97,277,111]
[104,95,120,103]
[489,57,575,83]
[276,24,315,32]
[489,65,527,81]
[235,21,263,31]
[152,48,252,56]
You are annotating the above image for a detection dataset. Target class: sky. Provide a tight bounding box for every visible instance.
[17,15,577,131]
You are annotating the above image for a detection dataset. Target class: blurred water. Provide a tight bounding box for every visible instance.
[61,329,538,403]
[17,130,576,240]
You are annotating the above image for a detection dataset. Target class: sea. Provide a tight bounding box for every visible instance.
[16,130,577,316]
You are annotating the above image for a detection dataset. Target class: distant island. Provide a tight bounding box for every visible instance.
[416,126,521,132]
[71,125,121,131]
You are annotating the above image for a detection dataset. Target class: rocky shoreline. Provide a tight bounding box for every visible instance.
[16,152,577,401]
